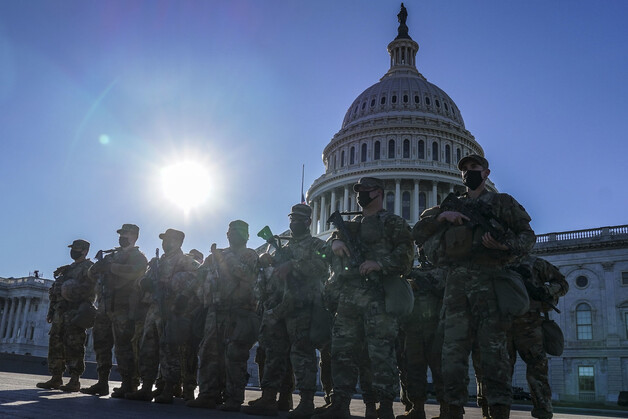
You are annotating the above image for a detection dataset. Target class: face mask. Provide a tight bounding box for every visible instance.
[70,250,83,260]
[162,240,179,254]
[119,237,130,248]
[463,170,484,190]
[227,231,248,247]
[290,221,309,236]
[357,190,375,208]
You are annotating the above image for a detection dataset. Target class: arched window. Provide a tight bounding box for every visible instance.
[419,192,426,216]
[403,139,410,158]
[418,140,425,159]
[403,94,408,103]
[374,141,381,160]
[381,96,386,105]
[456,148,461,164]
[388,140,395,159]
[350,146,355,165]
[576,303,593,340]
[425,97,431,106]
[402,191,411,220]
[341,150,345,167]
[386,192,395,213]
[445,145,451,164]
[432,142,439,161]
[361,143,367,162]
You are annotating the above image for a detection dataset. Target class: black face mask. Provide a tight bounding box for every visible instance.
[119,237,131,248]
[70,250,83,260]
[357,190,375,208]
[227,231,248,247]
[463,170,484,190]
[290,221,309,236]
[162,240,179,254]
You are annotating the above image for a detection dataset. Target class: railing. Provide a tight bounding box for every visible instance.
[536,225,628,243]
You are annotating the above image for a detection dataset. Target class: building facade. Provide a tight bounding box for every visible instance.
[0,275,52,357]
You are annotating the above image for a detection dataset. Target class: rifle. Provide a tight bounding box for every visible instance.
[327,210,380,281]
[257,226,292,263]
[152,248,168,334]
[439,192,507,242]
[94,248,119,312]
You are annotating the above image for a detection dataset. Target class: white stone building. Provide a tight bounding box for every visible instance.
[0,275,52,357]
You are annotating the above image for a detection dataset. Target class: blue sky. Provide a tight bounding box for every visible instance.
[1,1,626,278]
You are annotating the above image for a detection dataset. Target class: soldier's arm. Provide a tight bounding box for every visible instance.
[379,216,415,277]
[537,259,569,298]
[412,206,444,246]
[496,194,536,256]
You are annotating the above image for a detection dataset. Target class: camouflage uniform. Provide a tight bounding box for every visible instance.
[259,228,328,396]
[88,245,147,388]
[414,188,535,413]
[195,239,259,408]
[45,242,95,380]
[507,256,568,419]
[397,265,446,417]
[132,236,199,399]
[328,209,414,404]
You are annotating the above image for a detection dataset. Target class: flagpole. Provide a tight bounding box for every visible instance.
[301,164,305,204]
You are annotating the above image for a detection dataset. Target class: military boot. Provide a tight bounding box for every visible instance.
[125,381,154,401]
[80,377,109,396]
[287,390,315,419]
[396,406,426,419]
[154,382,175,404]
[378,400,395,419]
[445,404,464,419]
[478,398,490,419]
[59,375,80,392]
[172,384,183,398]
[241,388,278,416]
[220,399,242,412]
[365,401,378,419]
[111,379,135,399]
[531,407,553,419]
[187,393,217,409]
[36,375,63,390]
[311,395,350,419]
[489,404,510,419]
[432,402,448,419]
[278,390,294,411]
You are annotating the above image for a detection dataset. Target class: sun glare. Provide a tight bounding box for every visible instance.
[161,161,212,212]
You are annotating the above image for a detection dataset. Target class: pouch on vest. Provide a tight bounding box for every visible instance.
[422,227,446,265]
[71,301,97,329]
[542,313,564,356]
[383,277,414,317]
[493,270,530,317]
[443,225,473,260]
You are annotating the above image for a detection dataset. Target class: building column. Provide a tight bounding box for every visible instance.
[449,184,454,194]
[343,186,349,212]
[4,298,17,340]
[431,182,438,207]
[319,194,327,233]
[0,298,9,340]
[11,298,24,340]
[312,199,319,235]
[19,297,32,342]
[413,180,420,223]
[394,179,401,215]
[330,189,337,216]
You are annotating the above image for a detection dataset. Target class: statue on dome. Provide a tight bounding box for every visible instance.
[396,3,410,40]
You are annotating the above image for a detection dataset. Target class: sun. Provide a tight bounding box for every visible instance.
[161,161,212,212]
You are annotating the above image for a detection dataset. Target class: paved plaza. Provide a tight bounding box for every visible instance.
[0,372,627,419]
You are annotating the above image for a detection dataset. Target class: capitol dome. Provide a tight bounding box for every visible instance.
[307,5,494,236]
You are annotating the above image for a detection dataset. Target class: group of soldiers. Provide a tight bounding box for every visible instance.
[36,154,568,419]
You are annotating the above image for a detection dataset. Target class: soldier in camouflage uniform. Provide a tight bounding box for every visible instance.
[187,220,260,412]
[507,256,568,419]
[413,155,535,419]
[126,228,199,403]
[243,204,328,418]
[314,177,414,419]
[37,239,96,392]
[81,224,148,398]
[397,253,447,419]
